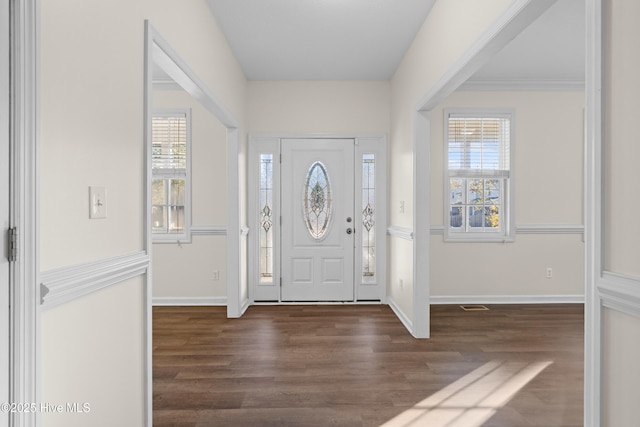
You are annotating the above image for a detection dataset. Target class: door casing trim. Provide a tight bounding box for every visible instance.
[9,0,40,425]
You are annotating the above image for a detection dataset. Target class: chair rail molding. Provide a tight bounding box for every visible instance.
[598,272,640,319]
[387,225,414,241]
[190,225,227,236]
[40,252,150,310]
[516,224,585,234]
[429,224,584,236]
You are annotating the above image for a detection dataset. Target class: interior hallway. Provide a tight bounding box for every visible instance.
[153,304,583,426]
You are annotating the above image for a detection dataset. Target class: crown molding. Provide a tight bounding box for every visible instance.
[459,79,585,91]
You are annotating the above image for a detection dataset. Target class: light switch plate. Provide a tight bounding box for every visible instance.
[89,186,107,219]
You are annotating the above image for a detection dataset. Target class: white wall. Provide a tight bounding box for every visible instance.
[152,89,228,301]
[39,1,147,425]
[603,1,640,278]
[41,279,145,427]
[38,0,246,425]
[247,80,390,134]
[601,0,640,424]
[602,309,640,425]
[429,90,584,299]
[389,0,512,322]
[39,1,147,270]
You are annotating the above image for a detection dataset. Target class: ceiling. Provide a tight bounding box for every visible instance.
[199,0,585,86]
[206,0,436,80]
[466,0,585,89]
[156,0,585,89]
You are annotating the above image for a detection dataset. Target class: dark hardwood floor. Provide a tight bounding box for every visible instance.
[153,304,583,427]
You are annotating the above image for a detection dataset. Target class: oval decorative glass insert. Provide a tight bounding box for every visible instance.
[303,161,332,239]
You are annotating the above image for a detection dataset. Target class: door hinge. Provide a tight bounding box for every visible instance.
[8,227,18,262]
[280,277,282,287]
[279,153,282,163]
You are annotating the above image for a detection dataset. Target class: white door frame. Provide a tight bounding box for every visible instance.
[144,22,244,319]
[1,0,10,423]
[8,0,40,426]
[248,134,387,304]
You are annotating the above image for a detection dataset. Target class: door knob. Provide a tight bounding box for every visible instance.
[346,217,352,223]
[346,228,353,235]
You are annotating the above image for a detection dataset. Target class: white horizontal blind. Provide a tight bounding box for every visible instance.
[152,113,187,173]
[448,115,510,176]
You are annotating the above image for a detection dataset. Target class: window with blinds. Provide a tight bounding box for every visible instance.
[151,110,191,241]
[152,114,187,171]
[445,110,514,241]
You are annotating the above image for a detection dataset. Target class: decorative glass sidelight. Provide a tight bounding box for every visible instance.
[303,161,332,239]
[362,154,376,278]
[259,154,273,282]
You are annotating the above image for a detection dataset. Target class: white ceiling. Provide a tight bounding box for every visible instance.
[206,0,436,80]
[466,0,585,89]
[202,0,584,85]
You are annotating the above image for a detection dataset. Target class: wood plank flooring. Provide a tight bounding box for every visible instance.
[153,304,583,427]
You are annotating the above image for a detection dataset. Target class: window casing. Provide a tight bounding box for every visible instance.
[151,110,191,242]
[444,110,515,242]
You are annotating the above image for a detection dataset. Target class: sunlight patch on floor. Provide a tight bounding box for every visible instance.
[381,360,553,427]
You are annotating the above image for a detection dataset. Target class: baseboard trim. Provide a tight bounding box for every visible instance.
[40,251,150,310]
[239,297,251,316]
[152,296,227,306]
[430,294,585,305]
[388,297,414,335]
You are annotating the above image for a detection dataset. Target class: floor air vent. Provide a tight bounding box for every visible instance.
[460,304,489,311]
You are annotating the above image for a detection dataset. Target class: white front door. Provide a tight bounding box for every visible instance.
[1,0,10,421]
[280,139,355,301]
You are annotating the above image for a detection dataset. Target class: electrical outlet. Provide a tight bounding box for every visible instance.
[546,267,553,278]
[212,271,220,281]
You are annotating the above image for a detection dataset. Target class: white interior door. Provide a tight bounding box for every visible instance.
[281,139,355,301]
[1,0,10,420]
